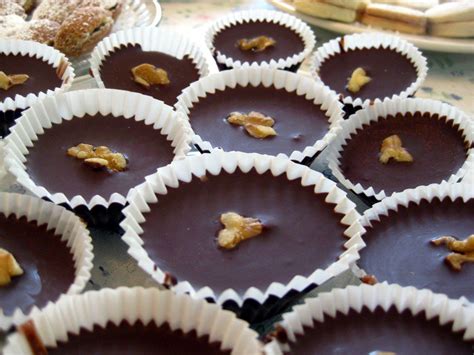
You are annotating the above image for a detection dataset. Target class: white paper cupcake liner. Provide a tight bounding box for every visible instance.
[326,97,474,200]
[3,88,194,210]
[263,283,474,354]
[175,67,344,163]
[3,287,263,355]
[310,32,428,108]
[120,151,365,307]
[89,27,219,91]
[0,192,93,331]
[0,39,75,113]
[204,9,316,70]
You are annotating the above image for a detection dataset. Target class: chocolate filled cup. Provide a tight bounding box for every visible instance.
[121,151,364,322]
[0,193,93,331]
[4,89,193,225]
[205,9,315,71]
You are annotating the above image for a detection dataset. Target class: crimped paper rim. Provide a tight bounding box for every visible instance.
[120,151,365,307]
[326,97,474,200]
[89,27,219,95]
[174,67,344,162]
[4,88,194,210]
[0,193,93,331]
[0,39,75,113]
[3,287,263,355]
[263,283,474,354]
[204,9,316,70]
[310,32,428,108]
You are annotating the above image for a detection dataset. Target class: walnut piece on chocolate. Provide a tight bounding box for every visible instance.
[227,111,277,139]
[0,248,23,286]
[379,135,413,164]
[131,63,170,89]
[431,235,474,271]
[0,71,29,91]
[346,67,371,93]
[67,143,127,172]
[236,35,276,52]
[217,212,263,249]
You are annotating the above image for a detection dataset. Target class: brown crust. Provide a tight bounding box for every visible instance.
[18,320,48,355]
[19,19,60,46]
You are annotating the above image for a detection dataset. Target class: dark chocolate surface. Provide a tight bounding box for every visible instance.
[360,198,474,301]
[48,321,229,355]
[0,54,62,103]
[188,85,331,156]
[140,170,347,295]
[288,307,473,354]
[213,21,305,64]
[318,48,418,101]
[339,113,468,195]
[0,215,75,316]
[26,114,175,201]
[99,44,200,106]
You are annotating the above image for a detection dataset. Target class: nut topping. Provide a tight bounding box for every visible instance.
[217,212,263,249]
[431,235,474,271]
[346,67,371,93]
[379,135,413,164]
[0,71,29,91]
[237,36,276,52]
[227,111,277,139]
[0,248,23,286]
[67,143,127,172]
[131,63,170,89]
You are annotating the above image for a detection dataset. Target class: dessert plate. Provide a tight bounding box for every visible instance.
[268,0,474,54]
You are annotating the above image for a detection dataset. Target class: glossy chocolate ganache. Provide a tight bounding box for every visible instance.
[139,170,348,295]
[0,53,63,102]
[286,308,473,354]
[99,44,200,106]
[25,114,175,201]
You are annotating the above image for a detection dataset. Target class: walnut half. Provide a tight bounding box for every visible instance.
[346,67,371,94]
[0,71,29,91]
[131,63,170,89]
[236,36,276,52]
[227,111,277,139]
[431,234,474,271]
[217,212,263,249]
[379,135,413,164]
[0,248,23,286]
[67,143,127,172]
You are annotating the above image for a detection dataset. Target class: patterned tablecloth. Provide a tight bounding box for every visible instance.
[160,0,474,115]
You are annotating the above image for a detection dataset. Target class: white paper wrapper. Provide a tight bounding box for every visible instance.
[89,27,219,91]
[263,283,474,354]
[0,39,75,113]
[4,88,193,210]
[204,9,316,70]
[3,287,263,355]
[326,97,474,200]
[175,67,344,163]
[0,192,93,331]
[310,32,428,108]
[120,151,365,307]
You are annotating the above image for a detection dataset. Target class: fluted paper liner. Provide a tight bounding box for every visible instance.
[327,97,474,200]
[175,67,344,162]
[0,193,93,331]
[310,32,428,108]
[263,283,474,354]
[0,39,75,113]
[90,27,219,92]
[3,287,263,355]
[120,151,365,307]
[4,89,193,210]
[204,9,316,70]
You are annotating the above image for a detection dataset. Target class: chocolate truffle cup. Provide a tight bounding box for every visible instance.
[120,151,365,323]
[205,10,316,72]
[89,27,219,106]
[0,192,93,331]
[311,33,428,117]
[175,67,344,165]
[0,39,75,137]
[355,182,474,304]
[4,89,193,227]
[327,97,474,201]
[263,283,474,354]
[3,288,263,354]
